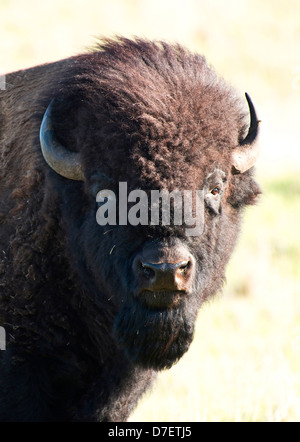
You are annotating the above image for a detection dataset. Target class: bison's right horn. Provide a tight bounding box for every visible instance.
[40,100,84,181]
[231,93,261,174]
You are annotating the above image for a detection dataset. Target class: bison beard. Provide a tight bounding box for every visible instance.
[113,298,197,370]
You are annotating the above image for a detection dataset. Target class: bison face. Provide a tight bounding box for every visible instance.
[77,167,238,370]
[85,169,232,369]
[78,182,204,370]
[39,80,260,370]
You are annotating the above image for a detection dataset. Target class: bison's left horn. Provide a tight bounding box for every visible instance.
[232,93,261,174]
[40,100,84,181]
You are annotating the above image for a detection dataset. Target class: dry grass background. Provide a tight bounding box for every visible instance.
[1,0,300,422]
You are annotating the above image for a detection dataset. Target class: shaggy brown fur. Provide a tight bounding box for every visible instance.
[0,37,260,421]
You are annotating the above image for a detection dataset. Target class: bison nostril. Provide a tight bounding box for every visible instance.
[139,259,192,285]
[177,260,191,273]
[141,263,156,279]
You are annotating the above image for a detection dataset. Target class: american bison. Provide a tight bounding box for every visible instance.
[0,37,261,421]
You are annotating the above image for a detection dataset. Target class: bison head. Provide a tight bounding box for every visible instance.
[39,38,260,370]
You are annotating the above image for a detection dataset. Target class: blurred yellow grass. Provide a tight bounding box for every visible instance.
[1,0,300,422]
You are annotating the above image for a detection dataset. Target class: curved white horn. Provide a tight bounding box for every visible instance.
[40,100,84,181]
[232,93,261,173]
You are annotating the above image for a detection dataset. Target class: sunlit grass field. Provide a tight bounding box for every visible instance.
[1,0,300,422]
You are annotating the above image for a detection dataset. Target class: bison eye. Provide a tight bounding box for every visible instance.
[210,186,221,196]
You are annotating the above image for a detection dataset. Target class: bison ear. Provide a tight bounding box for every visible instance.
[40,100,84,181]
[231,93,261,174]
